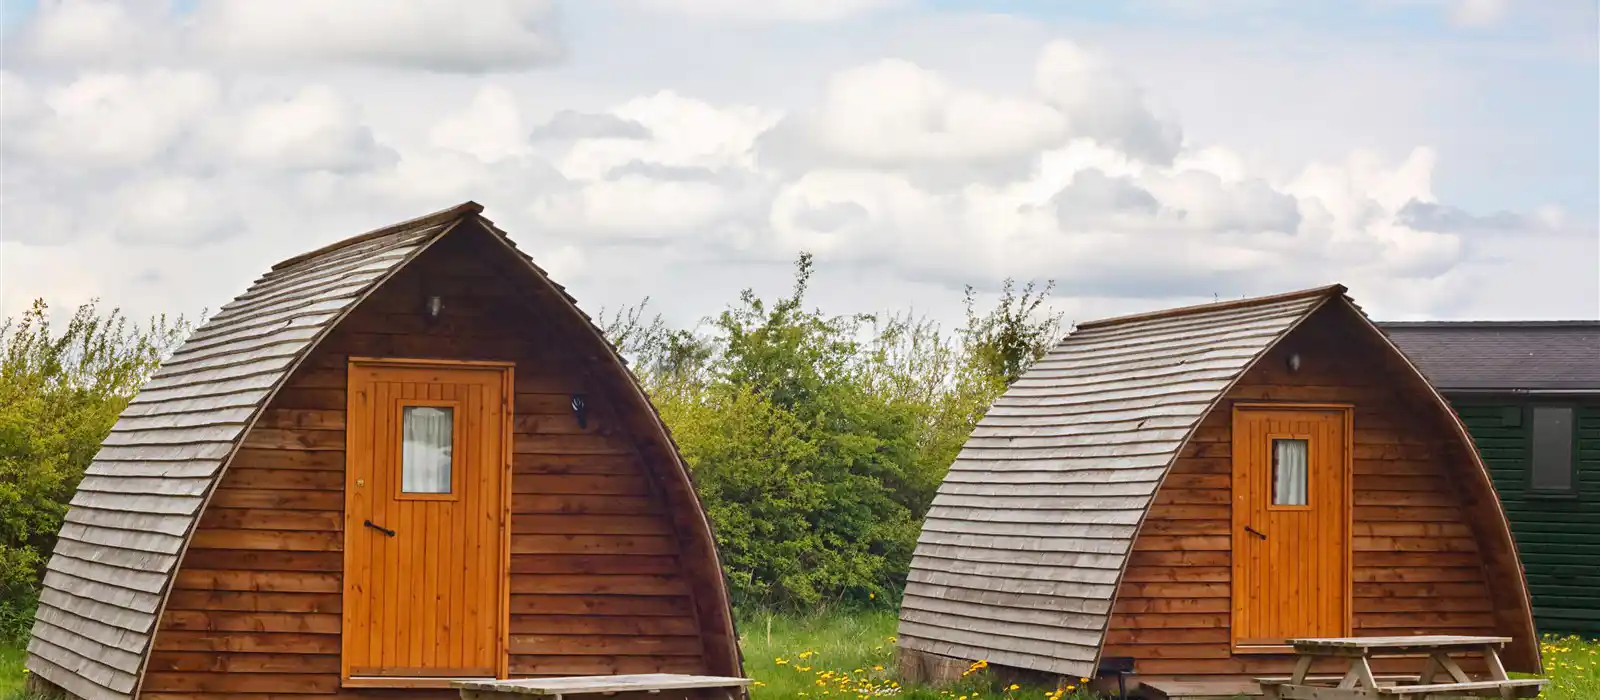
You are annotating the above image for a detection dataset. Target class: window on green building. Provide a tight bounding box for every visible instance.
[1529,405,1575,493]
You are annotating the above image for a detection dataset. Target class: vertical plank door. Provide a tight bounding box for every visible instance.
[1231,406,1350,651]
[344,360,510,684]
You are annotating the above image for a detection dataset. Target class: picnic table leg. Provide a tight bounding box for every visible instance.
[1290,654,1314,684]
[1336,657,1378,690]
[1482,644,1510,681]
[1432,652,1473,684]
[1417,654,1441,685]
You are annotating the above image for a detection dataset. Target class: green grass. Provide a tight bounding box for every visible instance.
[0,623,1590,699]
[736,610,1091,699]
[0,644,22,697]
[1537,634,1600,700]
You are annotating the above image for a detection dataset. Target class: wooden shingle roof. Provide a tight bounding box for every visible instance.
[898,285,1348,678]
[27,201,740,699]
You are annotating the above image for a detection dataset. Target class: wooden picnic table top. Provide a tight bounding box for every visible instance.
[1258,636,1543,700]
[1286,636,1511,652]
[453,674,752,696]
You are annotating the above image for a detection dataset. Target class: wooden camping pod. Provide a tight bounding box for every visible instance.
[27,203,741,700]
[897,285,1540,685]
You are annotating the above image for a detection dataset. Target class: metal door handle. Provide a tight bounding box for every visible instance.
[1244,525,1267,540]
[364,520,396,537]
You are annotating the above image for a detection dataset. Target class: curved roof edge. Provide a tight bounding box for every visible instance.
[1343,303,1540,672]
[470,214,742,675]
[27,203,740,700]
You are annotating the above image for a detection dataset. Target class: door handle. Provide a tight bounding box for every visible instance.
[364,520,396,537]
[1244,525,1267,540]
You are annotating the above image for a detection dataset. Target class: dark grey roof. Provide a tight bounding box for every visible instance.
[1378,321,1600,392]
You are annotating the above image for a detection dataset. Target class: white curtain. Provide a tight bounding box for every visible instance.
[1273,438,1308,506]
[402,406,453,494]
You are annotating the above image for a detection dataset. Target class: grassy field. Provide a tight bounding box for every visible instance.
[736,610,1092,699]
[1538,634,1600,699]
[0,645,21,698]
[0,622,1592,699]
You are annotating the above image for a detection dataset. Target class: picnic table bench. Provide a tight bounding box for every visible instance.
[454,674,752,700]
[1257,636,1546,700]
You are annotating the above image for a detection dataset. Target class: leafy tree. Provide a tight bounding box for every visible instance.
[609,254,1062,611]
[0,299,190,641]
[961,279,1063,385]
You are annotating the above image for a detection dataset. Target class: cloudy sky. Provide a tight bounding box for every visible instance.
[1,0,1596,333]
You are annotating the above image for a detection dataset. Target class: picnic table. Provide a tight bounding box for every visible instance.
[1258,636,1546,700]
[454,674,752,700]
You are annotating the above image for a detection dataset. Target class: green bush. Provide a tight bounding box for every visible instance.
[606,254,1060,610]
[0,300,189,642]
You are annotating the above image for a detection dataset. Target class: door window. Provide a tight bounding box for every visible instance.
[1271,438,1309,506]
[401,405,454,494]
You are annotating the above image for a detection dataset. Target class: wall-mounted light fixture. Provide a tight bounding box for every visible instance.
[423,295,443,324]
[570,394,588,429]
[1286,351,1302,374]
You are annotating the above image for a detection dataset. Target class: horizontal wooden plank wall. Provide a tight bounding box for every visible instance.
[1107,309,1498,678]
[144,232,707,697]
[1454,400,1600,634]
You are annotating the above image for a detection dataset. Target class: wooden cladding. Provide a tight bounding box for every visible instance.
[342,361,511,683]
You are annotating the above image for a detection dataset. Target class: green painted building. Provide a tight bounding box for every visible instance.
[1382,321,1600,635]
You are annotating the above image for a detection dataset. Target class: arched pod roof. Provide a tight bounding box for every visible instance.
[898,285,1537,679]
[27,202,739,700]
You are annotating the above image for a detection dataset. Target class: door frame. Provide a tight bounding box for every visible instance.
[341,357,515,687]
[1229,402,1354,654]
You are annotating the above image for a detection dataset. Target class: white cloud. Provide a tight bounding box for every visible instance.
[15,70,219,169]
[635,0,907,23]
[1447,0,1508,27]
[558,91,779,180]
[758,41,1183,190]
[430,86,533,163]
[108,176,244,245]
[219,85,395,172]
[0,7,1587,328]
[9,0,561,72]
[1035,41,1182,164]
[189,0,561,71]
[529,111,653,142]
[764,59,1067,174]
[525,92,778,241]
[10,0,168,66]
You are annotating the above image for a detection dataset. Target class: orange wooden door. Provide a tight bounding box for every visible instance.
[343,360,510,684]
[1231,406,1350,650]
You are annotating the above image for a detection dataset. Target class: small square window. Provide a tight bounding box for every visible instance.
[401,406,453,494]
[1530,406,1574,493]
[1272,438,1309,506]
